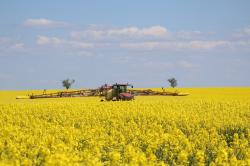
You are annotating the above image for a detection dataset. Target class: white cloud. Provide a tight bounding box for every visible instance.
[36,35,93,48]
[233,26,250,38]
[71,25,169,40]
[142,26,168,36]
[0,37,25,54]
[10,43,24,49]
[187,40,230,49]
[107,26,168,37]
[71,30,104,39]
[107,27,139,36]
[242,27,250,35]
[24,18,68,27]
[11,24,250,54]
[120,42,159,50]
[120,40,231,50]
[69,41,93,48]
[234,40,250,46]
[36,36,51,45]
[37,36,64,45]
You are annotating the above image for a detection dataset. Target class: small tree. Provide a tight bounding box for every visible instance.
[62,79,75,90]
[168,77,177,88]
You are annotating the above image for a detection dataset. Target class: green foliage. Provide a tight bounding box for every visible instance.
[168,77,177,88]
[62,79,75,89]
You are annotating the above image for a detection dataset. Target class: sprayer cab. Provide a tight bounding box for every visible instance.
[104,83,134,101]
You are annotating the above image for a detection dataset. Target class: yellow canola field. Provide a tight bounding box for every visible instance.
[0,87,250,165]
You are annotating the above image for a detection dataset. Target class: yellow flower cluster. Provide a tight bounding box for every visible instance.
[0,88,250,165]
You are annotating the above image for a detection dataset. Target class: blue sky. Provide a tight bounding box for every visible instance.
[0,0,250,89]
